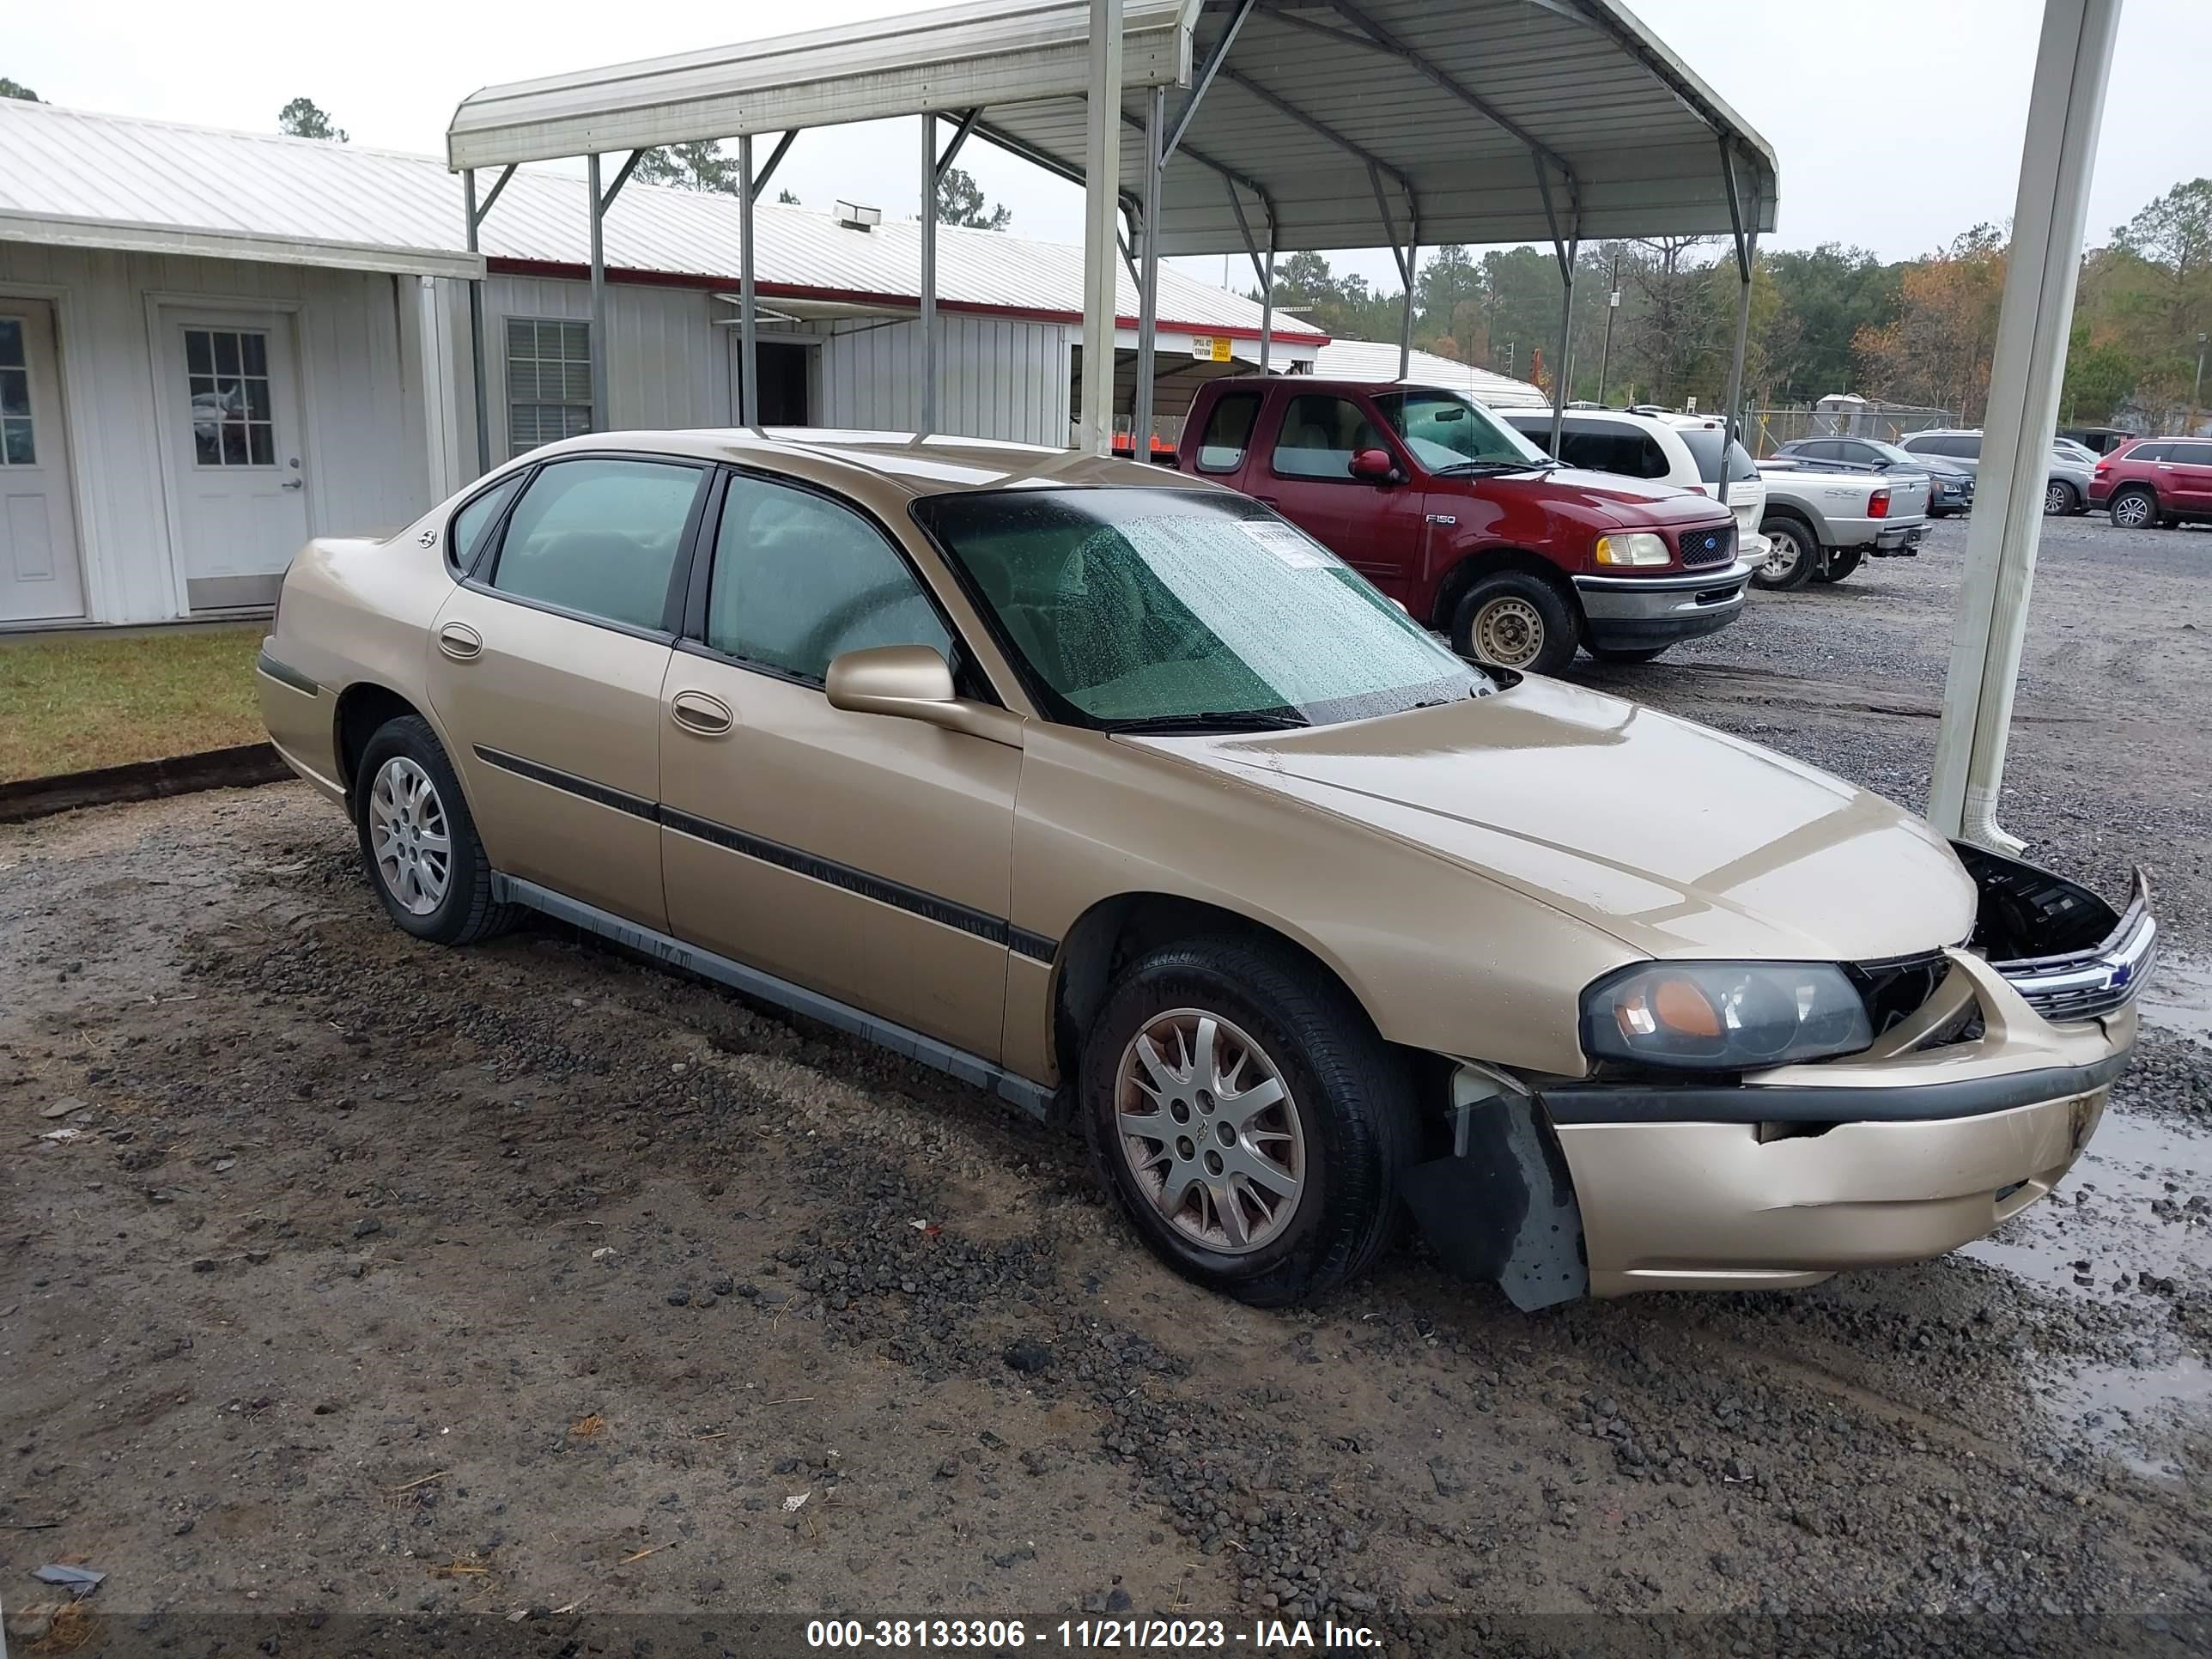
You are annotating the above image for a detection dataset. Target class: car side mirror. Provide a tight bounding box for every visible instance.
[824,645,1022,747]
[1349,447,1401,484]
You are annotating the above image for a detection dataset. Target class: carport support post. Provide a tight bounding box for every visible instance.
[921,114,938,435]
[587,153,609,434]
[738,134,759,426]
[1547,242,1577,455]
[464,168,490,475]
[1078,0,1124,458]
[1398,245,1417,380]
[1133,86,1164,459]
[1260,244,1273,373]
[1929,0,2119,852]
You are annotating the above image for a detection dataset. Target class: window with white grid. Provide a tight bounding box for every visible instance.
[184,328,276,467]
[506,319,593,459]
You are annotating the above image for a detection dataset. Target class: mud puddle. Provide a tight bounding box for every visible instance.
[2142,954,2212,1044]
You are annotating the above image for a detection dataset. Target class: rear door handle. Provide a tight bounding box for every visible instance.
[436,622,482,661]
[670,690,734,736]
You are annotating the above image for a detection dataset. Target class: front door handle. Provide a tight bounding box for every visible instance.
[436,622,483,661]
[670,690,734,736]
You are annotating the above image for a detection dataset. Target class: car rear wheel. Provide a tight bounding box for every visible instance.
[2044,479,2079,516]
[354,714,514,946]
[1813,547,1863,583]
[1450,571,1577,676]
[1753,518,1819,590]
[2110,487,2157,529]
[1080,937,1414,1307]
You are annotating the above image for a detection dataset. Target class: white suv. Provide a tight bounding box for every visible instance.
[1503,409,1769,562]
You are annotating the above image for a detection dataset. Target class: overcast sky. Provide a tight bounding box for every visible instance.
[10,0,2208,292]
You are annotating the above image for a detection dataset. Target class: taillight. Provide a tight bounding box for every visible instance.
[1869,489,1891,520]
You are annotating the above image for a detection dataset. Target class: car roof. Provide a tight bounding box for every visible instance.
[517,427,1212,505]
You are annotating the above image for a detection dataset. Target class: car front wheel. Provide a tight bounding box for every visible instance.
[1080,937,1413,1307]
[354,714,514,945]
[1450,572,1577,676]
[2110,487,2158,529]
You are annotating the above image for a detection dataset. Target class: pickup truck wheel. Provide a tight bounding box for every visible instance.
[1753,518,1819,591]
[2044,479,2079,516]
[2109,487,2157,529]
[1450,572,1577,675]
[1813,547,1863,583]
[1080,937,1415,1307]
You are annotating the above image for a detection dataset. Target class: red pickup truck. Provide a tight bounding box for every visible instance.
[1176,377,1750,674]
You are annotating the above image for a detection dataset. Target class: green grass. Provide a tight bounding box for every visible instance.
[0,625,267,783]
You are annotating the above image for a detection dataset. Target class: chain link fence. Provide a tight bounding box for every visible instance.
[1747,402,1959,457]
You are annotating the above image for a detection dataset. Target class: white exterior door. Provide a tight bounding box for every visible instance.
[0,299,86,623]
[161,308,308,611]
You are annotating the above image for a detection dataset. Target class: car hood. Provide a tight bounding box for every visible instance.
[1133,677,1976,963]
[1502,468,1735,530]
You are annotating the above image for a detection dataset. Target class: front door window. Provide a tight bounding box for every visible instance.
[184,328,277,468]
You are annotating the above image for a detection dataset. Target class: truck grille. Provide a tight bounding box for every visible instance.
[1678,524,1735,568]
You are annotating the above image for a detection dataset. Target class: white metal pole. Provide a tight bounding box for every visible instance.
[921,113,939,435]
[1717,231,1753,513]
[1398,241,1417,380]
[1548,242,1577,456]
[738,133,759,426]
[1133,86,1164,459]
[1260,243,1273,374]
[586,153,609,433]
[1079,0,1124,457]
[1929,0,2120,851]
[464,168,491,474]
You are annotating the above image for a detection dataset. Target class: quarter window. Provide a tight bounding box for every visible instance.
[706,475,951,684]
[1555,428,1670,479]
[447,474,524,572]
[1272,395,1386,480]
[184,327,276,467]
[0,317,33,465]
[488,458,703,631]
[1196,393,1261,472]
[507,319,593,459]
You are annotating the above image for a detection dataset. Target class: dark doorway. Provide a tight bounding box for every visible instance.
[752,342,811,426]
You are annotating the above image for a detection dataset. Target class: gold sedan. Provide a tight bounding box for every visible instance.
[257,430,2152,1308]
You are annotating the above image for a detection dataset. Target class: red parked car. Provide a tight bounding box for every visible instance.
[1176,378,1747,674]
[2091,437,2212,529]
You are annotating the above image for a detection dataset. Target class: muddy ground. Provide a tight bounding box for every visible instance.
[3,515,2209,1654]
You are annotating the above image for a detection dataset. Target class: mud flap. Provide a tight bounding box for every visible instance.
[1401,1073,1588,1310]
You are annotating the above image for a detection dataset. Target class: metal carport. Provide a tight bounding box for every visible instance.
[446,0,1777,497]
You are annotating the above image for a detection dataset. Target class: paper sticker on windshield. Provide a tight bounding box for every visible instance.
[1240,521,1334,569]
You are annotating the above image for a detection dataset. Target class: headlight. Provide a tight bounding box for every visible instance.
[1593,531,1670,567]
[1579,962,1872,1071]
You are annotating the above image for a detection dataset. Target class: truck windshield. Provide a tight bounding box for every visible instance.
[911,487,1485,732]
[1678,427,1759,485]
[1372,390,1549,472]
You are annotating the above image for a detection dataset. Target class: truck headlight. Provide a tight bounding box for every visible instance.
[1580,962,1872,1070]
[1593,532,1670,567]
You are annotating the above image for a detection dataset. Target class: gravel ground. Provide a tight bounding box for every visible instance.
[3,514,2209,1654]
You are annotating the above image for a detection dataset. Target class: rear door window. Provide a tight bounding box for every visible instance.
[2124,442,2171,463]
[1195,392,1262,473]
[488,457,706,632]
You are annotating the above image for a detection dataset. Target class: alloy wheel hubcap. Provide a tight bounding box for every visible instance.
[1114,1009,1305,1255]
[2045,482,2069,514]
[1473,597,1545,668]
[369,757,452,916]
[2116,495,2149,526]
[1764,532,1802,578]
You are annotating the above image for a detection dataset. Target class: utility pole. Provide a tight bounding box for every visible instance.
[1595,249,1621,407]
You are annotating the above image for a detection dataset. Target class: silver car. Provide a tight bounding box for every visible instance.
[1898,428,2094,516]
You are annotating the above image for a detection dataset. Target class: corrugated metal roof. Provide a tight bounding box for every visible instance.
[1310,339,1550,409]
[0,97,1318,340]
[446,0,1779,253]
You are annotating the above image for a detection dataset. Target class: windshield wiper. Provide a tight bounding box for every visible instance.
[1105,710,1310,735]
[1435,459,1556,477]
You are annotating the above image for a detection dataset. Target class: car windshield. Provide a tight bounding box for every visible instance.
[1677,427,1759,484]
[1371,389,1550,472]
[911,487,1484,731]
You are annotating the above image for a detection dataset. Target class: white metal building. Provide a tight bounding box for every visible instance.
[0,96,1322,630]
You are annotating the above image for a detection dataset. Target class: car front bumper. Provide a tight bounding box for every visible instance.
[1541,938,2145,1297]
[1572,557,1753,649]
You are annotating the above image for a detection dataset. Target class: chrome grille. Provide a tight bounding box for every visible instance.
[1678,524,1735,568]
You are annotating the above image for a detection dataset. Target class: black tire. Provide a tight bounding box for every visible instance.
[1813,546,1864,584]
[1587,644,1671,664]
[1079,936,1415,1308]
[353,714,514,945]
[1753,517,1819,591]
[2044,478,2080,517]
[2109,487,2158,530]
[1449,569,1578,676]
